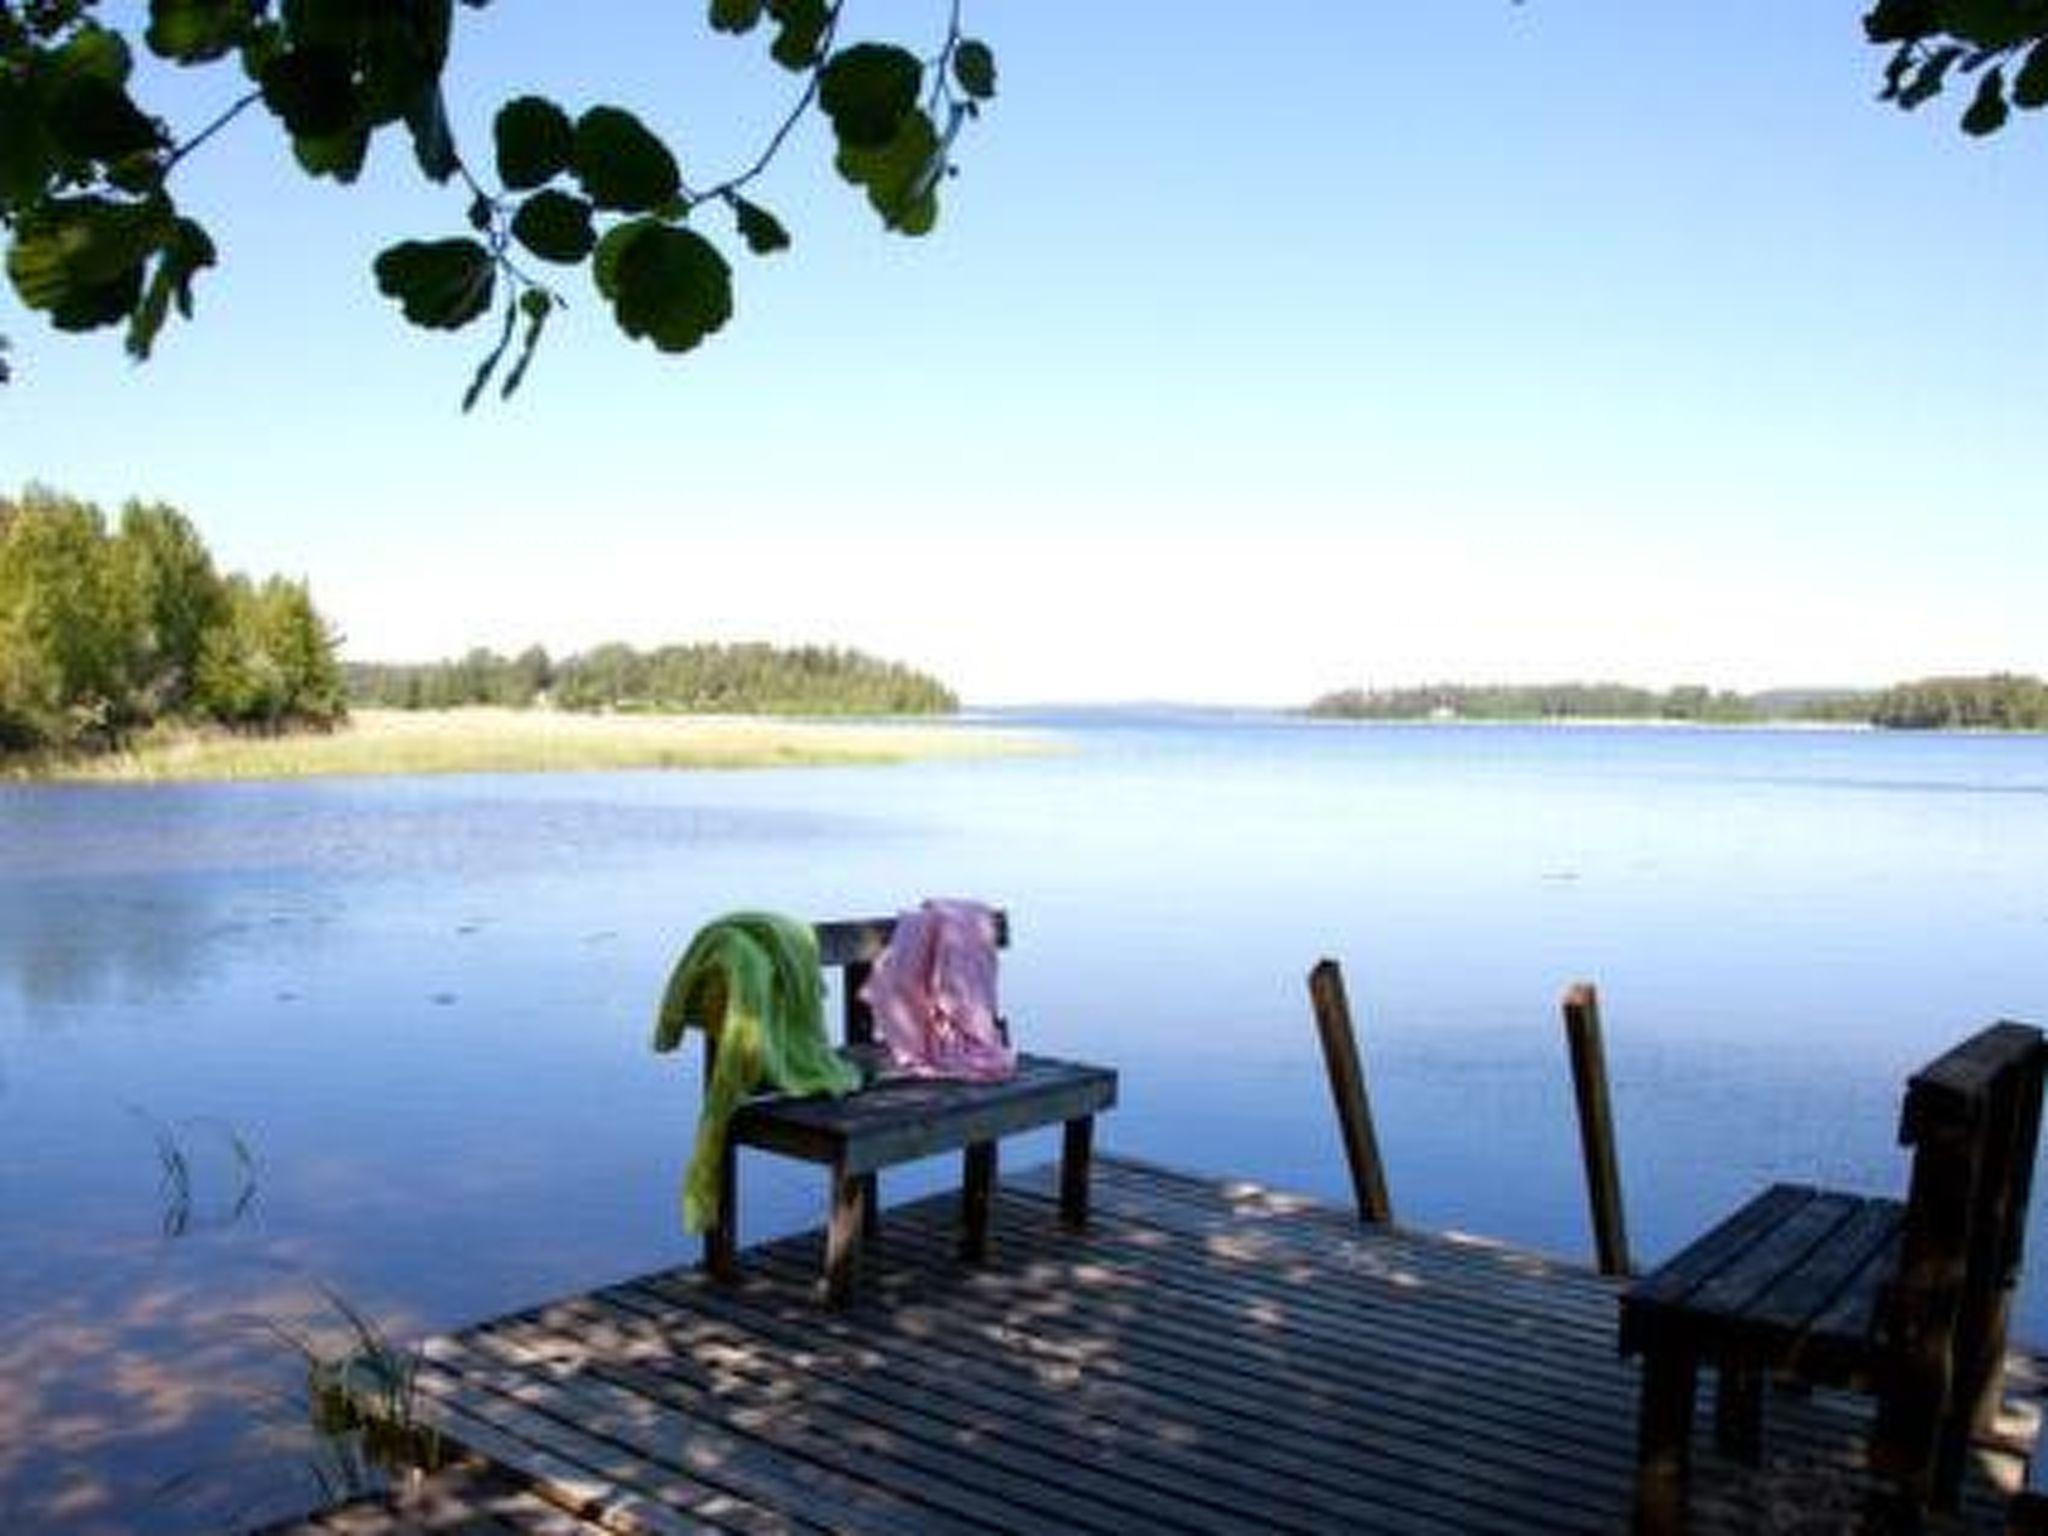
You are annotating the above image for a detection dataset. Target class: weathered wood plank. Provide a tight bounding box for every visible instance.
[597,1276,1563,1529]
[1744,1198,1904,1338]
[327,1158,2029,1536]
[616,1268,1590,1535]
[1620,1183,1816,1339]
[1015,1160,1622,1331]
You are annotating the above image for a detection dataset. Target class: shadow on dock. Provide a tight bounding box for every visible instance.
[266,1156,2031,1534]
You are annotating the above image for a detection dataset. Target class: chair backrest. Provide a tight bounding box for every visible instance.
[814,908,1011,1047]
[1880,1020,2045,1463]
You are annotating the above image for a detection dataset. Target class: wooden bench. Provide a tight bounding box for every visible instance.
[701,911,1118,1306]
[1620,1020,2045,1534]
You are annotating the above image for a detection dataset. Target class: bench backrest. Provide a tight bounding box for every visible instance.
[1880,1020,2045,1465]
[814,909,1011,1047]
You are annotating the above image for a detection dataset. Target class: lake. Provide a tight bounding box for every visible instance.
[3,712,2046,1532]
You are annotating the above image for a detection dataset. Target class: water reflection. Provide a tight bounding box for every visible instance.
[2,722,2046,1530]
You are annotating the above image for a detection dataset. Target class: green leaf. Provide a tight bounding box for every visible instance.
[709,0,764,35]
[463,298,518,412]
[1899,44,1963,108]
[43,28,163,165]
[0,75,60,206]
[494,95,572,190]
[819,44,922,150]
[571,106,681,213]
[601,223,732,353]
[952,39,996,101]
[510,189,595,264]
[51,26,136,87]
[126,217,216,360]
[292,125,370,182]
[44,75,163,166]
[261,45,359,139]
[766,0,830,71]
[373,237,495,330]
[1961,63,2009,133]
[147,0,256,63]
[2015,38,2048,108]
[500,291,553,400]
[592,218,656,300]
[6,196,165,332]
[1941,0,2039,49]
[731,196,790,255]
[404,81,458,183]
[1863,0,1939,44]
[834,109,944,234]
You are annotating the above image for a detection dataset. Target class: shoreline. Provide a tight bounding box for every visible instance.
[6,707,1051,784]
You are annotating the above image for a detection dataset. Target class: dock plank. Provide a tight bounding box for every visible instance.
[312,1156,2033,1535]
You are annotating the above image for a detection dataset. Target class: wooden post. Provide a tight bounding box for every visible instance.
[1307,959,1392,1225]
[1562,982,1633,1278]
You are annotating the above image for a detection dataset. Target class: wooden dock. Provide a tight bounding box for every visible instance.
[275,1156,2037,1534]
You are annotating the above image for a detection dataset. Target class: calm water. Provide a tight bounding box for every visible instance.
[3,713,2046,1531]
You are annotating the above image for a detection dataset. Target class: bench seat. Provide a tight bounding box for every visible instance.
[730,1050,1118,1176]
[700,909,1118,1306]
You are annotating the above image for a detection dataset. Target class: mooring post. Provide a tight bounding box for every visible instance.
[1308,958,1392,1224]
[1561,981,1632,1277]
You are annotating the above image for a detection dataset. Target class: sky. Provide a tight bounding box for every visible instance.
[5,3,2048,705]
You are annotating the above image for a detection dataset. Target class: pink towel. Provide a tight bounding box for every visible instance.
[861,899,1016,1081]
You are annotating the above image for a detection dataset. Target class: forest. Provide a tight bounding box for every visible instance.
[347,642,957,716]
[0,487,344,753]
[1307,678,2048,730]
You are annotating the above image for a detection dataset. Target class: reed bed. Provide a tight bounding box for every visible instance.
[21,707,1044,782]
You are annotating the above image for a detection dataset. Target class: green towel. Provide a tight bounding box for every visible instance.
[653,911,861,1232]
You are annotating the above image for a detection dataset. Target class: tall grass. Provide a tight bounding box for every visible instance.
[263,1283,445,1505]
[19,707,1046,782]
[127,1106,259,1237]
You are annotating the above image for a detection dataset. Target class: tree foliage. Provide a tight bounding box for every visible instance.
[1864,1,2048,135]
[1308,683,1764,724]
[0,485,344,753]
[1306,675,2048,730]
[349,640,957,716]
[0,1,995,401]
[1864,672,2048,728]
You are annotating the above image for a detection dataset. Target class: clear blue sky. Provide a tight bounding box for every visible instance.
[5,4,2046,704]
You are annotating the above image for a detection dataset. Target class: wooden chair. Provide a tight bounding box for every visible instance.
[1620,1020,2046,1533]
[701,910,1118,1306]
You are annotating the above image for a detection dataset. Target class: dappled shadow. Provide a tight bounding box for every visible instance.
[357,1156,2023,1533]
[0,1255,431,1535]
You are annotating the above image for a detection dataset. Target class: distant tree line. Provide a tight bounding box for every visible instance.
[0,488,344,755]
[1307,676,2048,731]
[1307,683,1760,724]
[349,641,957,716]
[1863,674,2048,730]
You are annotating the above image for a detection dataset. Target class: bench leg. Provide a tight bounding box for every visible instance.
[856,1172,880,1247]
[1714,1358,1765,1466]
[704,1139,738,1282]
[1060,1116,1095,1231]
[1634,1343,1699,1536]
[824,1161,862,1308]
[961,1141,997,1262]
